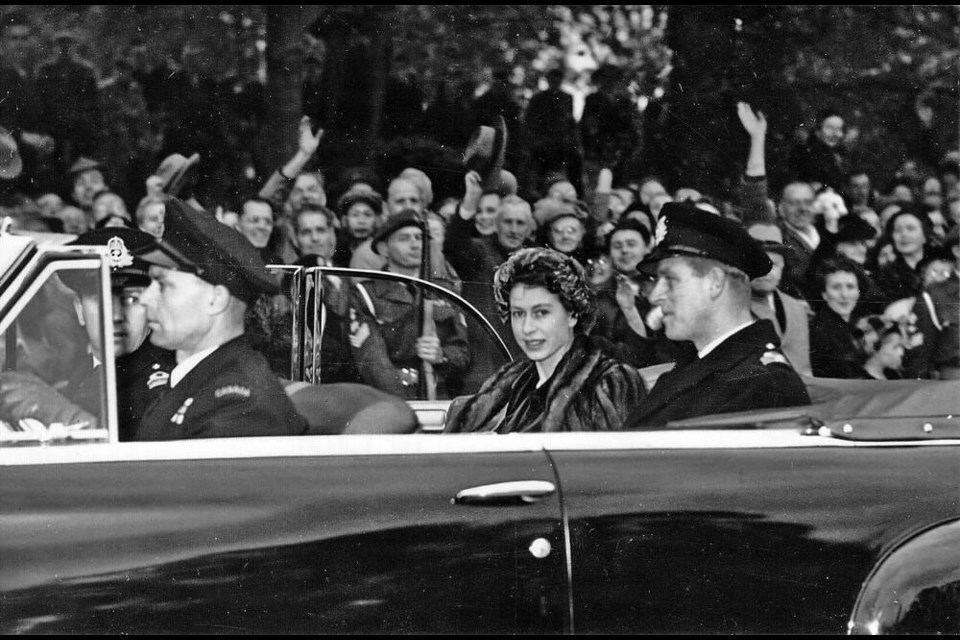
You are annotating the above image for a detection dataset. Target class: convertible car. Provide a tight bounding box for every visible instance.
[1,230,958,634]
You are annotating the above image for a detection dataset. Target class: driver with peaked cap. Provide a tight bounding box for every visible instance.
[623,202,810,428]
[130,198,307,440]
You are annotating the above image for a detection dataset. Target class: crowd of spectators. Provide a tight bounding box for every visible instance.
[2,10,958,399]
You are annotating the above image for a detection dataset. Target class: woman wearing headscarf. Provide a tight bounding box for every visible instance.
[445,247,645,433]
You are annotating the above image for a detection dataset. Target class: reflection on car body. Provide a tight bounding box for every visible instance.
[1,232,959,634]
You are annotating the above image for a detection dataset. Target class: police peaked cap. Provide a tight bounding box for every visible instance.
[62,227,157,293]
[638,202,772,279]
[133,198,279,303]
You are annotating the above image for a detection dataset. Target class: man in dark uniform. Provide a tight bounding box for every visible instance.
[70,228,177,437]
[349,210,470,400]
[0,228,175,433]
[624,202,810,428]
[131,198,307,440]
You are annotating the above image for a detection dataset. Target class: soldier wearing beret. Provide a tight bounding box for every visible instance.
[624,202,810,428]
[131,198,307,440]
[349,209,470,400]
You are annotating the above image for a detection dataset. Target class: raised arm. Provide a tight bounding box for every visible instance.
[259,116,324,205]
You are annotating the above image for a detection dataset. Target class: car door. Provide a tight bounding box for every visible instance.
[546,411,960,634]
[1,436,569,634]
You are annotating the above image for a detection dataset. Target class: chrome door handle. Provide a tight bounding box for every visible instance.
[453,480,556,506]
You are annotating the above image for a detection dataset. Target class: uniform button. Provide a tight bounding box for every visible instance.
[765,343,775,349]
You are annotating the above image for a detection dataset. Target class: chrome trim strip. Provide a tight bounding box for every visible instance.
[3,430,957,466]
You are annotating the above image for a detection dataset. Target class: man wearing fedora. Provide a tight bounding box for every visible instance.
[624,202,810,428]
[747,222,813,377]
[349,210,470,400]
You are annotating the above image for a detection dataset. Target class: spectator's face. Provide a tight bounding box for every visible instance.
[547,181,576,202]
[476,194,500,235]
[548,215,585,254]
[115,285,149,355]
[36,193,64,218]
[59,206,90,234]
[140,266,216,355]
[847,174,871,206]
[509,284,577,370]
[891,214,925,257]
[289,174,326,211]
[92,193,128,223]
[497,205,532,251]
[382,226,422,270]
[751,251,784,294]
[72,170,106,208]
[822,271,860,320]
[609,229,648,274]
[648,257,714,345]
[427,216,445,247]
[876,333,904,372]
[138,202,165,238]
[923,177,943,210]
[639,180,667,206]
[1,24,34,68]
[345,202,377,240]
[296,211,334,259]
[780,184,815,230]
[891,184,914,203]
[818,115,844,148]
[837,240,868,265]
[239,201,274,249]
[387,180,422,215]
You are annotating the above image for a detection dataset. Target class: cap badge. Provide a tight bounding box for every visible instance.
[654,216,667,247]
[107,236,134,270]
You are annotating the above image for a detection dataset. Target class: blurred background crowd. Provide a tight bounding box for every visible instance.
[1,5,957,384]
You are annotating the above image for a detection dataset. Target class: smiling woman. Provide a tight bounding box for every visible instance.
[445,247,645,433]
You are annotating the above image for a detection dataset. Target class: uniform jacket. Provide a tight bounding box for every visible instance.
[116,341,176,440]
[750,290,812,377]
[135,336,307,440]
[351,277,470,400]
[623,320,810,428]
[446,334,645,433]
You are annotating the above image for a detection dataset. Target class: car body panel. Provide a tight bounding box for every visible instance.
[553,442,960,633]
[1,437,567,634]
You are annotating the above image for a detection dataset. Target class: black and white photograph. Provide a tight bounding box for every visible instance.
[1,5,958,633]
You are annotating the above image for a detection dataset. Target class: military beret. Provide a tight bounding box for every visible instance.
[638,201,772,279]
[62,227,157,293]
[372,209,424,254]
[133,198,279,303]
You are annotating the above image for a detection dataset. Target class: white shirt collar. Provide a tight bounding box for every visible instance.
[787,223,820,250]
[170,345,220,388]
[698,320,757,359]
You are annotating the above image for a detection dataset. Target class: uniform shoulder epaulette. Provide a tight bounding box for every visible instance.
[760,342,789,366]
